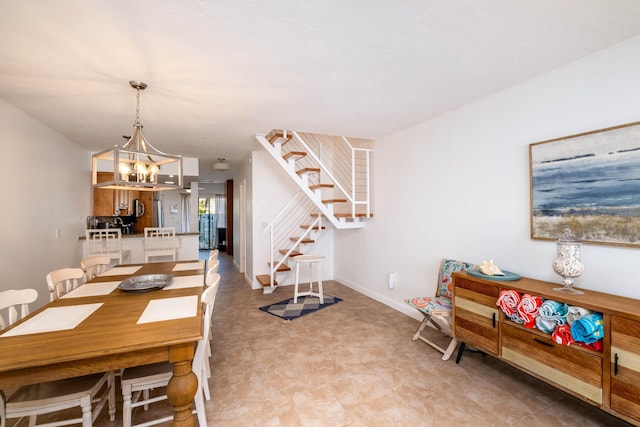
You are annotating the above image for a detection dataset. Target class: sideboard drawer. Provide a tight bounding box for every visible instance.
[502,323,603,404]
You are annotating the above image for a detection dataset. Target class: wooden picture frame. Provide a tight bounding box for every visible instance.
[530,121,640,248]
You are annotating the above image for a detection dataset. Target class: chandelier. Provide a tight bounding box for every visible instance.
[92,81,183,191]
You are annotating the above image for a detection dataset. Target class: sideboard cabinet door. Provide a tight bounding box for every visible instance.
[611,316,640,420]
[453,274,500,355]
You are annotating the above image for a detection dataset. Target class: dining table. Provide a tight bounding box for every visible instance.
[0,259,206,427]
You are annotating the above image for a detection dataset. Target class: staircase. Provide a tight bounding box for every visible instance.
[255,129,374,293]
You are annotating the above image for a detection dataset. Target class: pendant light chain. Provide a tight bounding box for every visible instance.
[134,87,141,151]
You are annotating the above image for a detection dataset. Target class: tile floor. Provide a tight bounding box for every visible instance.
[37,252,634,426]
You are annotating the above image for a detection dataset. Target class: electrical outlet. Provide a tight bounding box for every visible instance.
[388,272,396,289]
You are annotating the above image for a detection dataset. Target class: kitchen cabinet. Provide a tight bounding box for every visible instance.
[93,172,116,216]
[92,172,153,232]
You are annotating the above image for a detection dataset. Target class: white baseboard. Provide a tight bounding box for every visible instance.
[333,274,423,322]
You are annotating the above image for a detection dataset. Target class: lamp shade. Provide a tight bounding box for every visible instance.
[213,159,229,171]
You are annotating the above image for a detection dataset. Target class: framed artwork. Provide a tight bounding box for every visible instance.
[530,121,640,248]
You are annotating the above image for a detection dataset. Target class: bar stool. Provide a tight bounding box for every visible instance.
[293,254,325,304]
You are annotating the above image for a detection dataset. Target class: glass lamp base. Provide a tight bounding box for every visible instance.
[553,285,584,295]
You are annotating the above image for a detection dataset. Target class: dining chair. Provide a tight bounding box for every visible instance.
[405,259,476,361]
[203,272,221,392]
[208,249,219,260]
[0,288,38,330]
[81,255,112,281]
[86,229,131,264]
[143,227,177,263]
[120,285,216,427]
[0,289,116,427]
[206,259,219,276]
[46,268,86,301]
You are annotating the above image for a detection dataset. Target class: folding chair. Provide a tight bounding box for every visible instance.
[406,259,475,361]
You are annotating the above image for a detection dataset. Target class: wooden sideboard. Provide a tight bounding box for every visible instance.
[452,271,640,426]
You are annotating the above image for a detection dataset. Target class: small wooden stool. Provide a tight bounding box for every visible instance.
[293,254,325,304]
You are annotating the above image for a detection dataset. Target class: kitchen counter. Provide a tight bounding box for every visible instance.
[78,231,200,239]
[79,231,200,263]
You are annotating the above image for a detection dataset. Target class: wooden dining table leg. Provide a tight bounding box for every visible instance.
[167,343,198,427]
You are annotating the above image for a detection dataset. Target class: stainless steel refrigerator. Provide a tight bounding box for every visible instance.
[152,197,164,227]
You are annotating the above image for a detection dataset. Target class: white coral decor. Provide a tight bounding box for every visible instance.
[479,259,504,276]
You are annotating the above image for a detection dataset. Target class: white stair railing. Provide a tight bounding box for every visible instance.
[292,131,373,218]
[263,191,322,290]
[256,131,373,227]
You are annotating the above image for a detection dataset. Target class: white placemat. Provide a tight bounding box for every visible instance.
[172,261,205,272]
[61,281,120,298]
[99,265,142,277]
[137,295,199,324]
[1,303,103,337]
[163,275,204,290]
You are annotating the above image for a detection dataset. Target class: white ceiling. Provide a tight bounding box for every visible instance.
[2,1,640,183]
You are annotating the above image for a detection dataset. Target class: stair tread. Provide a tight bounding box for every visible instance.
[322,198,348,204]
[267,129,292,144]
[279,249,303,257]
[290,237,314,243]
[300,225,326,230]
[283,151,307,160]
[297,167,320,175]
[267,262,291,272]
[311,212,373,218]
[256,274,278,287]
[309,183,334,190]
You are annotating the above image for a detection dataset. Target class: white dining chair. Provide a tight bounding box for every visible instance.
[0,288,38,330]
[206,259,219,276]
[202,273,220,398]
[143,227,177,263]
[86,229,131,264]
[208,249,219,260]
[81,255,112,281]
[46,268,86,301]
[0,288,116,427]
[120,285,216,427]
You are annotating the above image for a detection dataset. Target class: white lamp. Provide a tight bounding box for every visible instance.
[213,158,230,171]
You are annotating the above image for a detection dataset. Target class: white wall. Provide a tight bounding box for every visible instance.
[335,35,640,318]
[0,98,91,309]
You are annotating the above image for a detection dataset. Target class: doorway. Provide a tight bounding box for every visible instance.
[198,194,227,250]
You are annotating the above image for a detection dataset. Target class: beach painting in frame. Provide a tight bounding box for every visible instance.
[530,121,640,248]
